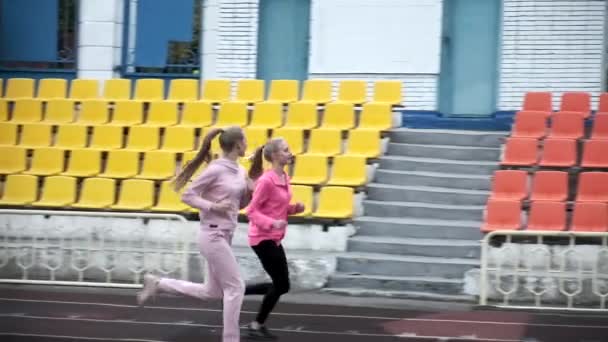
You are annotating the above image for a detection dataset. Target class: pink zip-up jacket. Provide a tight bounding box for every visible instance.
[247,170,299,246]
[182,158,250,232]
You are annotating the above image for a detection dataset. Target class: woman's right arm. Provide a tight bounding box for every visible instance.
[246,177,278,231]
[181,165,218,212]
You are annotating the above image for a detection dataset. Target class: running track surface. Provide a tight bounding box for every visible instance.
[0,286,606,342]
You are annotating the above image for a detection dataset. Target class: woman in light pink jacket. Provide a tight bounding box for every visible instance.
[137,126,253,342]
[244,138,305,340]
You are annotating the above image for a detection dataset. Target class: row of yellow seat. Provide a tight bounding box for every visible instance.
[0,123,381,159]
[0,174,354,219]
[0,146,369,187]
[1,78,402,106]
[0,99,392,132]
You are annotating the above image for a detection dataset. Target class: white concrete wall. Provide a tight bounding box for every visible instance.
[308,0,442,110]
[77,0,124,82]
[498,0,606,110]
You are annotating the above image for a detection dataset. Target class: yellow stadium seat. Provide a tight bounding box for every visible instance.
[272,127,304,154]
[215,102,248,127]
[98,150,139,178]
[244,127,268,155]
[335,80,367,105]
[125,126,160,151]
[5,78,35,100]
[145,101,178,127]
[69,79,99,100]
[37,78,67,99]
[372,81,401,105]
[300,79,332,104]
[200,79,231,103]
[44,99,75,124]
[103,79,131,101]
[90,125,123,150]
[162,126,196,152]
[22,148,65,176]
[0,146,27,173]
[152,180,190,212]
[0,99,8,121]
[307,129,342,157]
[0,78,3,97]
[327,155,367,187]
[12,99,43,123]
[358,103,392,131]
[235,79,264,103]
[312,186,354,219]
[62,149,102,177]
[72,177,115,208]
[76,100,109,125]
[346,129,382,158]
[289,185,313,217]
[137,151,176,180]
[284,102,318,129]
[134,78,164,101]
[110,100,143,126]
[0,174,38,205]
[266,80,299,104]
[54,125,87,149]
[180,101,213,127]
[290,154,328,185]
[20,123,52,148]
[249,102,283,130]
[320,103,355,130]
[32,176,77,207]
[112,179,154,210]
[167,79,198,102]
[0,122,18,146]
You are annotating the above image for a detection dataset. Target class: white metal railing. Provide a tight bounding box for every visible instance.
[479,230,608,311]
[0,209,197,288]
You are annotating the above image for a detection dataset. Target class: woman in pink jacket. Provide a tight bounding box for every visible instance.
[136,126,252,342]
[244,137,305,340]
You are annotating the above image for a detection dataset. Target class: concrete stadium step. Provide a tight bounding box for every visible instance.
[373,170,492,191]
[322,287,475,302]
[388,128,507,148]
[387,142,500,161]
[363,200,485,221]
[366,183,489,206]
[336,252,479,278]
[347,236,480,259]
[326,273,465,295]
[353,216,483,240]
[379,156,499,175]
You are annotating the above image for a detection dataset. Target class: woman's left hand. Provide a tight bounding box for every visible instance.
[294,202,305,213]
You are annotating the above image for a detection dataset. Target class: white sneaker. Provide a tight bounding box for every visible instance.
[137,274,159,306]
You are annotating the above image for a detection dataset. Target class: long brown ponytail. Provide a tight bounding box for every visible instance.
[248,146,265,180]
[173,128,223,191]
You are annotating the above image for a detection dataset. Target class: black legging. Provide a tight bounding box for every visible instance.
[244,240,290,324]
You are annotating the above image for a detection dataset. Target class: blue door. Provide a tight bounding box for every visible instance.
[438,0,501,116]
[256,0,311,82]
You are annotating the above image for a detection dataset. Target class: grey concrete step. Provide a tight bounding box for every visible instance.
[387,142,500,161]
[366,183,489,206]
[379,156,499,175]
[388,128,507,148]
[363,200,485,221]
[322,287,475,302]
[373,170,492,191]
[354,216,483,240]
[347,236,480,258]
[336,252,479,278]
[326,273,465,295]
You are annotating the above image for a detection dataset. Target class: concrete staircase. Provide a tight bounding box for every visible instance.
[324,128,507,301]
